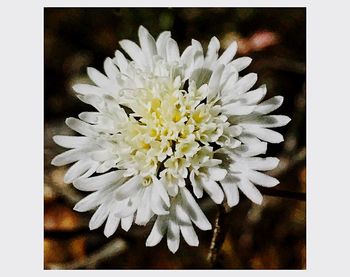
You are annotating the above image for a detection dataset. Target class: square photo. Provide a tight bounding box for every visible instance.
[44,7,306,269]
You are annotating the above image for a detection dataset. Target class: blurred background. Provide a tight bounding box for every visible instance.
[44,8,306,269]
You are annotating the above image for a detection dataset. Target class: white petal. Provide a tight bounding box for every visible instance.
[240,115,291,128]
[227,125,243,137]
[115,191,142,218]
[152,177,170,207]
[239,85,267,105]
[65,117,95,137]
[255,96,284,114]
[135,187,154,225]
[180,224,199,247]
[205,36,220,67]
[222,73,257,103]
[175,201,192,225]
[180,45,194,68]
[150,191,169,215]
[229,57,252,71]
[247,170,279,187]
[72,84,106,96]
[238,179,263,205]
[167,217,180,253]
[104,214,120,237]
[190,67,212,87]
[87,67,113,91]
[217,41,237,65]
[73,170,125,191]
[73,191,102,212]
[209,64,224,89]
[121,215,133,231]
[244,126,284,143]
[104,57,119,80]
[207,64,225,102]
[156,31,171,58]
[115,175,142,200]
[138,25,157,67]
[234,73,258,95]
[119,39,146,67]
[236,135,267,157]
[89,203,109,230]
[244,157,279,171]
[64,159,93,183]
[180,187,212,230]
[78,112,100,124]
[220,175,240,207]
[146,216,167,247]
[189,171,203,198]
[113,50,129,72]
[53,135,90,149]
[200,177,224,204]
[166,38,180,63]
[51,149,87,166]
[207,167,227,181]
[222,103,256,116]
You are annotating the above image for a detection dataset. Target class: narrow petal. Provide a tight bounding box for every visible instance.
[152,177,170,207]
[89,203,109,230]
[189,171,203,198]
[180,187,212,230]
[156,31,171,58]
[207,167,227,181]
[229,57,252,71]
[138,25,157,66]
[65,117,95,137]
[87,67,112,91]
[247,170,279,187]
[175,201,192,225]
[72,84,105,96]
[51,149,87,166]
[220,175,240,207]
[135,187,154,225]
[121,215,134,231]
[200,177,224,204]
[180,224,199,247]
[166,38,180,63]
[113,50,129,73]
[64,159,93,183]
[207,64,225,102]
[104,57,119,80]
[217,41,237,65]
[244,126,284,143]
[104,214,120,237]
[240,115,291,128]
[236,135,267,156]
[255,96,284,114]
[167,217,180,253]
[146,216,167,247]
[73,170,125,192]
[119,39,146,67]
[115,175,142,200]
[244,157,279,171]
[221,103,256,116]
[238,179,263,204]
[239,85,267,105]
[53,135,90,149]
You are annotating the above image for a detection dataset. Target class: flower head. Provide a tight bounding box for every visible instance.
[52,26,290,253]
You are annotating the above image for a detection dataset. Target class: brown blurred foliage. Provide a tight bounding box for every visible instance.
[44,8,306,269]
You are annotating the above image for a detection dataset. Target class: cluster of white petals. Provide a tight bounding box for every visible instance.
[52,26,290,253]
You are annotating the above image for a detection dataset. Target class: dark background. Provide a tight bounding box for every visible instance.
[44,8,306,269]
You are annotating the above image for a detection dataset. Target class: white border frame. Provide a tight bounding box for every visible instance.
[2,0,350,275]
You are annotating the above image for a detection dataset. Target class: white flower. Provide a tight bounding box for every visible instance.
[52,26,290,253]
